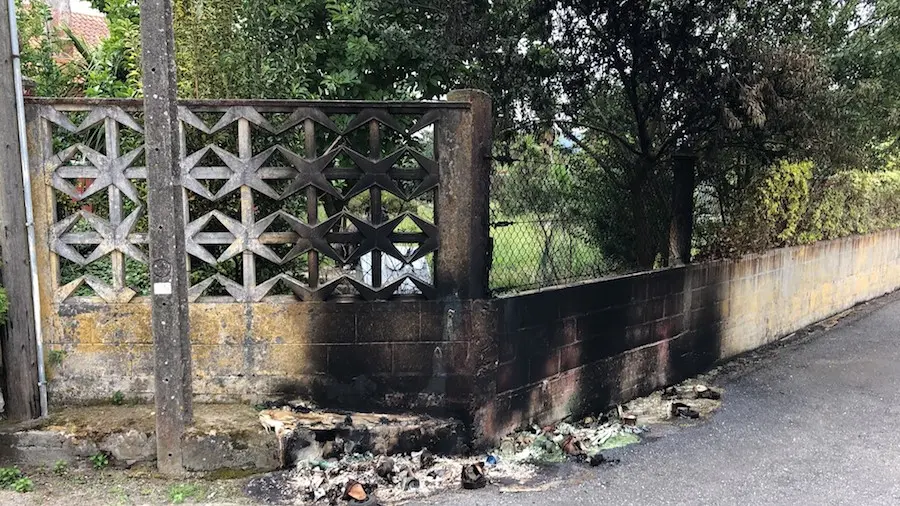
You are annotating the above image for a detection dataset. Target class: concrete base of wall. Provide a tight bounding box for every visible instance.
[0,404,467,472]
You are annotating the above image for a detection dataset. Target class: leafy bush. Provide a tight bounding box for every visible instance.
[799,170,900,243]
[52,460,68,475]
[12,477,33,493]
[700,161,900,257]
[731,160,813,251]
[0,467,22,488]
[90,452,109,470]
[0,467,31,492]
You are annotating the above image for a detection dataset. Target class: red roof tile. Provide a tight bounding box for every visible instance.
[53,9,108,48]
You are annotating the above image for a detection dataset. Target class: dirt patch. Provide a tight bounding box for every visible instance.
[44,405,157,439]
[0,461,252,505]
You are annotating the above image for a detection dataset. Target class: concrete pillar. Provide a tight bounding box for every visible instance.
[139,0,192,475]
[435,90,492,300]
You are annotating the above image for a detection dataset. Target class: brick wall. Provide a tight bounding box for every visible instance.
[474,228,900,442]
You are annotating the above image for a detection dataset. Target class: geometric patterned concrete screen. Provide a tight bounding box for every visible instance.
[30,100,450,303]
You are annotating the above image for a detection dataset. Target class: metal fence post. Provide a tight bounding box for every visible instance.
[435,90,492,300]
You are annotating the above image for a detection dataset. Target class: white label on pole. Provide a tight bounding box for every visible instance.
[153,282,172,295]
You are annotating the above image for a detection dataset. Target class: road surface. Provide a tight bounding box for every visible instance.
[415,291,900,506]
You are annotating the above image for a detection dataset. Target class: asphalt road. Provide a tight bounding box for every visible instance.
[415,291,900,506]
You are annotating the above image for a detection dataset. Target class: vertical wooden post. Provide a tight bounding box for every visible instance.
[0,0,41,421]
[435,90,492,299]
[668,152,696,266]
[139,0,192,475]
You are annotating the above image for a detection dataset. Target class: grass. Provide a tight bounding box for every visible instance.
[0,463,250,505]
[490,217,607,294]
[167,483,205,504]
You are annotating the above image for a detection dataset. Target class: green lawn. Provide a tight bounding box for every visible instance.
[489,218,608,294]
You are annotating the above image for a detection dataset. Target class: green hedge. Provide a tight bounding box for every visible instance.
[707,163,900,257]
[799,170,900,243]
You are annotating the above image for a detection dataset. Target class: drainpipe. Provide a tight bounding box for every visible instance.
[6,0,48,418]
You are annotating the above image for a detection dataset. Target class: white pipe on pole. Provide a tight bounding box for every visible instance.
[6,0,48,418]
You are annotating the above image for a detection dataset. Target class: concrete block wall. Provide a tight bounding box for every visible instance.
[474,228,900,441]
[45,228,900,440]
[46,299,471,412]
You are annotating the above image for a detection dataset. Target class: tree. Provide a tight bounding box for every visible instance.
[79,0,141,97]
[518,0,858,268]
[172,0,540,101]
[15,0,76,96]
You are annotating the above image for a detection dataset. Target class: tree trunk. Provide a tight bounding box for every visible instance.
[668,153,696,266]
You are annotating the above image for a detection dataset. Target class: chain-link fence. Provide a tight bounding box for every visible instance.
[489,161,609,294]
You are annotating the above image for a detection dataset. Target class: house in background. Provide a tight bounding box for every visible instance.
[36,0,108,62]
[25,1,109,204]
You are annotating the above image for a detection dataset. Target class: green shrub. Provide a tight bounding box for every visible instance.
[704,162,900,257]
[0,467,31,493]
[12,477,33,493]
[707,160,812,255]
[799,170,900,243]
[0,467,22,488]
[111,391,125,405]
[49,349,67,367]
[90,452,109,470]
[52,460,68,475]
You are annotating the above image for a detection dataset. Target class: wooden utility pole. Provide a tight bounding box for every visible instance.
[0,0,41,421]
[139,0,192,475]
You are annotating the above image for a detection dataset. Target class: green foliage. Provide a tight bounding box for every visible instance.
[713,160,812,254]
[493,134,576,219]
[0,467,32,493]
[0,286,8,325]
[78,0,141,97]
[90,452,109,470]
[84,25,140,96]
[0,467,23,488]
[800,170,900,243]
[173,0,530,100]
[15,0,77,96]
[12,478,33,493]
[700,162,900,257]
[52,460,68,475]
[16,0,140,97]
[563,142,672,270]
[489,134,611,291]
[167,483,203,504]
[111,390,125,405]
[755,160,813,246]
[48,349,67,367]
